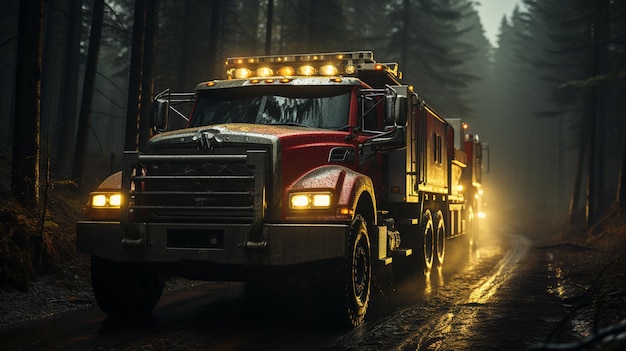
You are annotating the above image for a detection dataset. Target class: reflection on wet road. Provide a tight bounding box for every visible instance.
[468,234,529,304]
[415,234,529,350]
[337,232,530,351]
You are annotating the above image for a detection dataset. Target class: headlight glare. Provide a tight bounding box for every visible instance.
[234,68,252,79]
[90,192,122,209]
[319,64,338,76]
[109,194,122,207]
[289,192,332,209]
[312,194,331,207]
[92,194,107,207]
[297,65,316,76]
[256,67,273,77]
[290,194,310,208]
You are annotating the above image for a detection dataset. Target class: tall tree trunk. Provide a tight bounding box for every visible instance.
[568,115,586,224]
[278,0,287,52]
[55,0,83,177]
[138,0,159,152]
[177,0,193,89]
[586,91,597,227]
[305,0,314,51]
[265,0,273,55]
[11,0,43,208]
[593,0,610,212]
[206,0,222,79]
[585,0,611,227]
[71,0,105,185]
[400,0,410,68]
[618,115,626,205]
[124,0,147,152]
[41,0,66,166]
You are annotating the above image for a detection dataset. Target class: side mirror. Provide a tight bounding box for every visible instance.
[385,86,408,127]
[385,94,395,125]
[151,89,170,133]
[151,99,169,132]
[369,126,406,152]
[394,95,407,126]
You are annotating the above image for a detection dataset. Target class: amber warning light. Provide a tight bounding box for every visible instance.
[225,51,400,80]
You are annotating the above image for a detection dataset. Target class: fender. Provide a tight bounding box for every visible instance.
[286,165,377,224]
[97,171,123,190]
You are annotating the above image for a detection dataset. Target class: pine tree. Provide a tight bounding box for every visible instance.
[523,0,619,226]
[384,0,475,117]
[454,0,492,120]
[277,0,351,54]
[72,0,105,185]
[12,0,43,207]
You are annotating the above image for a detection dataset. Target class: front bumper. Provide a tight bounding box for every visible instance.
[76,221,348,266]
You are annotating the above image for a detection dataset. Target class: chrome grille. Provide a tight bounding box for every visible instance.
[124,150,267,223]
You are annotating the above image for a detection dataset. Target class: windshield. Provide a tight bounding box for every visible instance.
[189,85,352,129]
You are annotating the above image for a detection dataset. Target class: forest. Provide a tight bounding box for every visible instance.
[1,0,625,232]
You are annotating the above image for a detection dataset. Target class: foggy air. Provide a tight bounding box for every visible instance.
[1,1,625,350]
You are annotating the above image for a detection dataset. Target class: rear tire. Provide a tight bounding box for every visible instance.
[421,209,435,276]
[91,256,164,318]
[467,206,478,253]
[434,210,446,270]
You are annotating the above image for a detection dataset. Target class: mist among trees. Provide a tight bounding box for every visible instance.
[1,0,625,229]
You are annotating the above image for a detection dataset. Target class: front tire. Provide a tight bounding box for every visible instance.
[91,256,164,318]
[345,214,372,327]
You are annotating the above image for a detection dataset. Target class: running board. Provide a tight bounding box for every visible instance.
[379,256,393,265]
[394,248,413,257]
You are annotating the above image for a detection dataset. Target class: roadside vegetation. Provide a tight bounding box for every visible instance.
[0,160,85,290]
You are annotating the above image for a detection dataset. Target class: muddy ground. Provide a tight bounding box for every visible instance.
[1,186,626,349]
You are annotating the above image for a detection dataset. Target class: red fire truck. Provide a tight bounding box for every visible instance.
[77,51,486,327]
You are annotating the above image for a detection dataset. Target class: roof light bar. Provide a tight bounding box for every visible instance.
[224,51,400,80]
[226,51,375,66]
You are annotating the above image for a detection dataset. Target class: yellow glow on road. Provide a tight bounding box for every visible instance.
[468,235,529,304]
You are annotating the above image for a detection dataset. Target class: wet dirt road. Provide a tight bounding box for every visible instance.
[0,230,569,351]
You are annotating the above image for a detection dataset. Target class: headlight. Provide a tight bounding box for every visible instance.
[90,192,122,209]
[85,191,123,221]
[289,192,332,209]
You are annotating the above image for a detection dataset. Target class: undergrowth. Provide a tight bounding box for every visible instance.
[0,184,85,290]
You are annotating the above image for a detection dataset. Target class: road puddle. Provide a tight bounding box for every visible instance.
[545,251,593,338]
